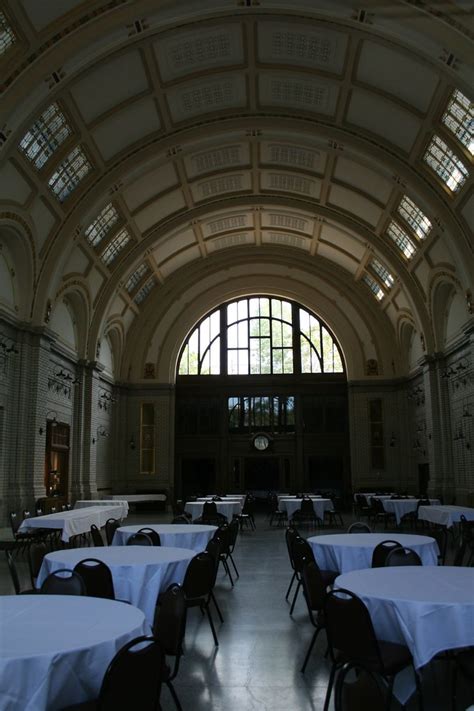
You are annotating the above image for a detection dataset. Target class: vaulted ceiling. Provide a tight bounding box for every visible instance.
[0,0,472,381]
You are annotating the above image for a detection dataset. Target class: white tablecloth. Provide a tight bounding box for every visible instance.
[107,494,166,502]
[37,546,194,625]
[308,533,439,573]
[18,505,127,543]
[0,595,147,711]
[417,505,474,528]
[113,524,216,551]
[197,496,245,505]
[279,498,333,519]
[75,500,129,519]
[383,498,440,525]
[335,567,474,702]
[185,501,241,520]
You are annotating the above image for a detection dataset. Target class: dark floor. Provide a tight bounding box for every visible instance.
[1,508,473,710]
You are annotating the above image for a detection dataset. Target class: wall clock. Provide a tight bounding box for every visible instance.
[253,433,270,451]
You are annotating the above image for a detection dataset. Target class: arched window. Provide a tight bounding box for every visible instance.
[178,297,344,375]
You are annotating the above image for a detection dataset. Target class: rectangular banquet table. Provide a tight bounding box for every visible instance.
[308,532,439,572]
[75,499,129,519]
[184,500,242,520]
[18,504,126,542]
[37,545,195,626]
[417,504,474,528]
[382,498,440,525]
[334,567,474,703]
[279,497,333,519]
[0,595,148,711]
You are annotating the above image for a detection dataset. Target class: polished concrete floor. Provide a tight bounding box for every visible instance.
[1,508,472,710]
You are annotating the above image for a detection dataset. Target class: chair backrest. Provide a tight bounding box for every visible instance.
[39,568,86,595]
[126,532,153,546]
[228,518,239,551]
[182,551,215,601]
[5,549,21,594]
[384,546,422,566]
[416,499,430,512]
[285,526,301,571]
[105,518,121,545]
[90,523,105,546]
[300,498,315,514]
[97,635,165,711]
[22,510,32,520]
[203,501,218,517]
[291,536,316,573]
[152,583,187,659]
[301,560,326,612]
[137,528,161,546]
[73,558,115,599]
[371,540,402,568]
[347,522,372,534]
[171,515,190,524]
[355,494,368,507]
[28,541,48,588]
[9,511,21,536]
[324,588,382,667]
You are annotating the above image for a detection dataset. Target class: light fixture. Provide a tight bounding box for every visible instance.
[129,435,136,450]
[389,433,396,447]
[39,410,58,435]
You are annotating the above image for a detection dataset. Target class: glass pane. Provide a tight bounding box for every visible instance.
[249,318,260,338]
[271,298,282,319]
[260,298,270,317]
[210,311,220,339]
[201,351,210,375]
[301,337,311,373]
[311,347,322,373]
[273,348,283,373]
[272,322,283,347]
[260,338,271,373]
[282,300,293,323]
[227,302,237,325]
[249,298,260,317]
[322,327,334,371]
[199,317,211,358]
[238,299,248,320]
[209,339,220,374]
[238,349,248,374]
[228,323,238,348]
[333,347,343,373]
[238,320,248,347]
[228,350,238,375]
[282,322,293,347]
[260,318,270,336]
[283,348,293,373]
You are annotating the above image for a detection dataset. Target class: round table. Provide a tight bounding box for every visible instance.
[334,567,474,703]
[382,498,439,525]
[112,523,216,551]
[37,546,195,625]
[184,500,241,520]
[0,595,147,711]
[308,533,439,572]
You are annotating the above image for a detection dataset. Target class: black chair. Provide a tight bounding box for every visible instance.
[402,499,430,529]
[324,498,344,528]
[237,495,256,530]
[290,536,338,615]
[323,588,423,711]
[153,583,187,711]
[171,515,190,524]
[430,525,448,565]
[137,528,161,546]
[371,540,402,568]
[39,568,86,595]
[208,526,234,586]
[384,546,422,566]
[73,558,115,599]
[90,524,105,547]
[333,662,388,711]
[5,548,36,594]
[453,516,474,566]
[268,494,287,527]
[347,522,372,534]
[226,517,240,579]
[28,541,48,589]
[60,635,165,711]
[452,647,474,711]
[126,532,153,546]
[300,560,327,673]
[285,526,300,602]
[201,501,222,525]
[104,518,121,546]
[292,497,322,529]
[371,498,396,529]
[182,551,220,646]
[354,495,372,522]
[10,511,42,552]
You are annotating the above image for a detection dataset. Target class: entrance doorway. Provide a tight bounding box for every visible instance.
[181,458,216,499]
[244,457,279,491]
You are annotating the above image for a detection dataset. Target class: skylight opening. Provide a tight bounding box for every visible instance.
[85,203,119,247]
[126,263,150,293]
[134,276,157,305]
[397,195,432,241]
[0,11,16,55]
[48,146,91,202]
[19,104,72,170]
[386,220,416,259]
[423,135,469,192]
[100,227,130,266]
[442,89,473,157]
[362,274,384,301]
[370,258,394,289]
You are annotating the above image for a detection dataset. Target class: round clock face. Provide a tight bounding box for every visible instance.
[253,434,270,451]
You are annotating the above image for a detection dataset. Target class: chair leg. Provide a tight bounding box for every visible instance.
[301,627,322,673]
[204,603,219,646]
[285,571,296,600]
[210,591,224,622]
[229,552,239,577]
[323,663,338,711]
[166,680,183,711]
[221,558,234,586]
[289,579,301,615]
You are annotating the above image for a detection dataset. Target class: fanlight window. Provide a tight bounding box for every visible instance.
[178,297,344,375]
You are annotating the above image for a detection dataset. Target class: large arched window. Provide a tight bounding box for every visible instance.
[178,296,344,375]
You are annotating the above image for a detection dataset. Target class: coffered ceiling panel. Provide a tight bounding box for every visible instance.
[328,184,383,227]
[201,211,251,238]
[134,190,187,233]
[333,157,393,204]
[91,98,161,161]
[152,227,196,264]
[154,24,244,81]
[30,198,57,251]
[317,242,360,274]
[159,246,201,277]
[346,89,422,152]
[260,142,327,174]
[190,173,252,202]
[261,231,311,251]
[166,75,247,122]
[356,41,439,112]
[261,210,315,235]
[259,72,339,115]
[207,233,253,251]
[319,224,366,261]
[122,162,179,212]
[260,171,322,198]
[257,21,348,74]
[0,161,32,205]
[20,0,84,31]
[184,144,250,179]
[70,50,150,124]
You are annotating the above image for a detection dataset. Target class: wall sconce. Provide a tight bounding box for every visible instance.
[97,425,110,438]
[129,435,136,450]
[389,433,396,447]
[39,410,58,435]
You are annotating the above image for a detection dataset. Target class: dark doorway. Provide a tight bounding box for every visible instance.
[244,457,279,491]
[418,463,430,496]
[181,458,216,498]
[308,455,343,495]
